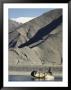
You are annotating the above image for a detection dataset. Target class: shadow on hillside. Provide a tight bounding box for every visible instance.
[18,15,62,48]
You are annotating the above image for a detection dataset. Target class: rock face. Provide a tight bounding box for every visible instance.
[9,9,62,66]
[9,20,22,48]
[9,20,21,33]
[9,47,42,66]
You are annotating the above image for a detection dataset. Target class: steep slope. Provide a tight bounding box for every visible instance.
[9,19,22,33]
[9,20,22,48]
[9,9,62,67]
[17,9,62,40]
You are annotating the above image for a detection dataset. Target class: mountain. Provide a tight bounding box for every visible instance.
[9,9,62,67]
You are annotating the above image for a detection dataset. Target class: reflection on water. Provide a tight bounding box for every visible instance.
[9,75,62,81]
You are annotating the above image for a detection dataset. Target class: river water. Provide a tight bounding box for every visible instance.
[9,75,62,81]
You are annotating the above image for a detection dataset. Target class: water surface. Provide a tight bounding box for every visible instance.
[9,75,62,81]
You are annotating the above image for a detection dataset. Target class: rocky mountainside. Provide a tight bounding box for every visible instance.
[9,9,62,67]
[9,19,22,33]
[9,20,22,48]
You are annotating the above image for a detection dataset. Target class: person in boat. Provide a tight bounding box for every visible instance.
[47,67,52,75]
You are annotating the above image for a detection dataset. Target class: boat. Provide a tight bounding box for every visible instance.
[31,69,55,80]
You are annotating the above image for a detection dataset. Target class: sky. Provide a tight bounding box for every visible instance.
[8,8,53,19]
